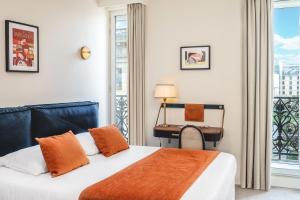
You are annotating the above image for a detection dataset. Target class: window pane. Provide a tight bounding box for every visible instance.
[272,4,299,165]
[113,15,128,141]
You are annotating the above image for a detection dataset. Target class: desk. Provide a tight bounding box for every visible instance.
[153,124,223,147]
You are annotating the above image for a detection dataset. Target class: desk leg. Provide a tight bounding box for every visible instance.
[214,141,217,147]
[168,138,171,144]
[159,138,162,147]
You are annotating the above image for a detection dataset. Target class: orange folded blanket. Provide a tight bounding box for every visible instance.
[185,104,204,122]
[79,148,219,200]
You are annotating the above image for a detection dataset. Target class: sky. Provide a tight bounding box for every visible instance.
[274,7,300,65]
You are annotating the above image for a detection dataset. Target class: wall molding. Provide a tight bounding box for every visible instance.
[97,0,147,7]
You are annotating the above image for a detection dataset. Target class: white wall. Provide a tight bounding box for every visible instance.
[0,0,108,125]
[145,0,243,183]
[97,0,146,7]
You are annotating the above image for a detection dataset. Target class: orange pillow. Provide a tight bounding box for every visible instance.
[36,131,89,177]
[89,125,129,157]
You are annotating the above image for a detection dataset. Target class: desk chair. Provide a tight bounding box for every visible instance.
[179,125,205,150]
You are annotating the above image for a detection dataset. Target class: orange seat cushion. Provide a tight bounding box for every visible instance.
[36,131,89,177]
[89,125,129,157]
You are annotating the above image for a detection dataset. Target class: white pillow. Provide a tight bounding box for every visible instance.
[0,145,47,176]
[76,132,99,156]
[0,132,98,176]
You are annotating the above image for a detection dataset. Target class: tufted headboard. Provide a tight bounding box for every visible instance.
[0,101,99,156]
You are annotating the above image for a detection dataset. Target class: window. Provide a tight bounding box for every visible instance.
[116,68,123,90]
[110,10,129,141]
[272,1,300,170]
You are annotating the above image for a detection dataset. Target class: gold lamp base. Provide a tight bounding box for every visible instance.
[162,98,167,127]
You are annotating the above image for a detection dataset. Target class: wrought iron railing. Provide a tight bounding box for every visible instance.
[272,97,299,163]
[115,95,129,141]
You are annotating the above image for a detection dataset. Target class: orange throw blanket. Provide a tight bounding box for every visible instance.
[184,104,204,122]
[79,148,219,200]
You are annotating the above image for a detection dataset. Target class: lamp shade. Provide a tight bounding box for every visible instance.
[154,84,177,98]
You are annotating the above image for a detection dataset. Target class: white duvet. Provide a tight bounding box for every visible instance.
[0,146,236,200]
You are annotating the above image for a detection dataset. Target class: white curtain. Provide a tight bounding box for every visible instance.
[241,0,273,190]
[127,3,146,145]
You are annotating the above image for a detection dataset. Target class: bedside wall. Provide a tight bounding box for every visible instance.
[0,0,109,125]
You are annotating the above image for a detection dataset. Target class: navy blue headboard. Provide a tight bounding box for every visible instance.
[0,107,32,156]
[0,101,99,156]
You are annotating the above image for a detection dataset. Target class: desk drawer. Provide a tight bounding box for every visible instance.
[153,130,180,139]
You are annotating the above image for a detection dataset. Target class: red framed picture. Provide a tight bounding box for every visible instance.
[5,20,39,73]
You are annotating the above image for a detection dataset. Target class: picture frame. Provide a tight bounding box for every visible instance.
[180,45,210,70]
[5,20,39,73]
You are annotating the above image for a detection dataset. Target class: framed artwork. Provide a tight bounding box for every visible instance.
[180,45,210,70]
[5,20,39,73]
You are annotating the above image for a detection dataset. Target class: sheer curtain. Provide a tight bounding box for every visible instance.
[127,3,146,145]
[241,0,273,190]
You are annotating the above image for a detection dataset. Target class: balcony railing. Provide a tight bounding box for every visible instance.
[115,95,129,141]
[272,97,299,163]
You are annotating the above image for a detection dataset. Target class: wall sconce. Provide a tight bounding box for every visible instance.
[80,46,91,60]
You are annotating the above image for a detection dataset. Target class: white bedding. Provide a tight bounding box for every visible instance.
[0,146,236,200]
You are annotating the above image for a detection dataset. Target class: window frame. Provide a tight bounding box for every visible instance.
[274,0,300,8]
[109,9,128,124]
[271,0,300,177]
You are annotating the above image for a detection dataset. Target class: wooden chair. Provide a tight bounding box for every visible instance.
[179,125,205,150]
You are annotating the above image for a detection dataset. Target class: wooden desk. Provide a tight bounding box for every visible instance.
[153,124,223,147]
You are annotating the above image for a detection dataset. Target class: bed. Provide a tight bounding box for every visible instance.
[0,102,236,200]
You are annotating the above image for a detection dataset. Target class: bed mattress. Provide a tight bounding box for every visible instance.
[0,146,236,200]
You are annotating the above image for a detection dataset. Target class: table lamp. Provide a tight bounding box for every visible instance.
[154,84,177,127]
